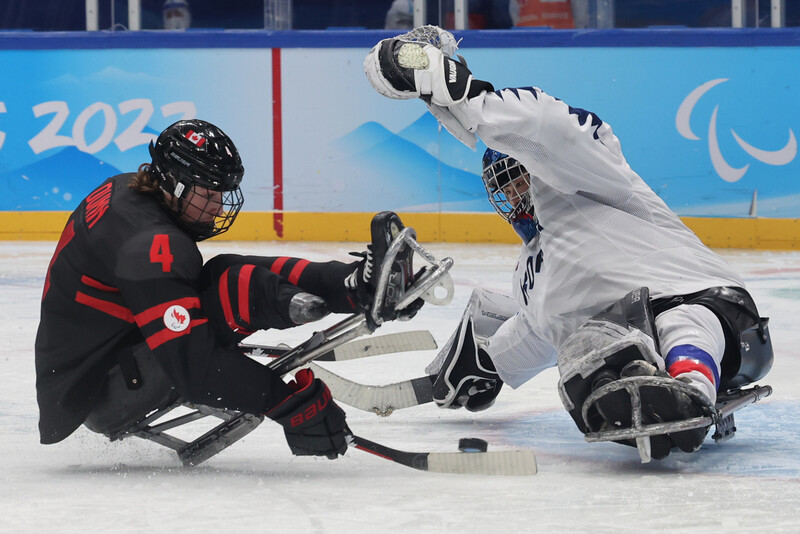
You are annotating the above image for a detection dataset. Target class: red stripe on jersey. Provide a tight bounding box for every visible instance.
[218,268,236,330]
[146,318,209,350]
[288,259,310,285]
[270,256,290,276]
[668,360,716,386]
[43,220,76,300]
[134,297,201,326]
[218,268,254,334]
[238,264,255,324]
[75,291,134,322]
[81,275,119,292]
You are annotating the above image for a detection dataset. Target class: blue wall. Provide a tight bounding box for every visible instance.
[1,28,799,217]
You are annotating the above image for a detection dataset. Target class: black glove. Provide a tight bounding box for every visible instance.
[266,369,348,459]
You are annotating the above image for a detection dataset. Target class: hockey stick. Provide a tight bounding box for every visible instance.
[244,330,438,416]
[240,330,437,362]
[115,223,456,467]
[309,363,434,416]
[350,435,537,475]
[263,322,537,475]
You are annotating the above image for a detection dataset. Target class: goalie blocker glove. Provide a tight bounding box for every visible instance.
[266,369,349,459]
[364,38,493,107]
[432,316,504,412]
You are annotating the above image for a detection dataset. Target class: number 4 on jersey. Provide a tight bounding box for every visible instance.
[150,234,174,272]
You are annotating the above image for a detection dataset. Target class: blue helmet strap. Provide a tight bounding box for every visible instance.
[511,212,540,244]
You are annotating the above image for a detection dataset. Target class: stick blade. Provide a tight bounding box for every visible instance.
[310,363,432,415]
[425,450,537,476]
[331,330,437,361]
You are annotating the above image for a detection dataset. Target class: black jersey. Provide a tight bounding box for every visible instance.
[35,174,291,444]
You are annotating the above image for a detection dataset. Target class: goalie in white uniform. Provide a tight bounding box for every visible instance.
[364,26,773,460]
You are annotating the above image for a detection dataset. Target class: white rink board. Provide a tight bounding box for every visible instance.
[2,241,799,533]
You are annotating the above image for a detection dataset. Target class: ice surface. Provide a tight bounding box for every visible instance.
[2,241,799,533]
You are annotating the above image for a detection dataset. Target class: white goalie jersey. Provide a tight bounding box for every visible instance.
[454,87,744,387]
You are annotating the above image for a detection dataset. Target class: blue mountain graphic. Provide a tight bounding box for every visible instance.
[396,112,486,173]
[93,125,161,172]
[328,121,490,212]
[331,121,395,154]
[0,147,121,210]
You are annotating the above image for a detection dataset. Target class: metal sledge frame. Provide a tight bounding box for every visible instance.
[111,401,265,466]
[582,376,773,463]
[111,228,454,466]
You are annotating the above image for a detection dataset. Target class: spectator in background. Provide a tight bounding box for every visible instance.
[163,0,191,30]
[385,0,413,29]
[386,0,512,30]
[510,0,578,29]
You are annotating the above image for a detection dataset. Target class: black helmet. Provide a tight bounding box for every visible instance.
[149,119,244,240]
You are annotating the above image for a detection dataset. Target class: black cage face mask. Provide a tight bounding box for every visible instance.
[171,182,244,241]
[149,120,245,240]
[482,157,533,222]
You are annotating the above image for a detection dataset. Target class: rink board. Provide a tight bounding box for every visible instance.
[1,29,799,246]
[2,210,799,249]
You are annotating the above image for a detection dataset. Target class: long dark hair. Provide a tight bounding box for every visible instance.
[128,163,160,194]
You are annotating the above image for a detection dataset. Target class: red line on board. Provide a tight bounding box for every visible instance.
[272,47,284,238]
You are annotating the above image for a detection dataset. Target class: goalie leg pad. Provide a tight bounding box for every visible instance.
[426,288,517,375]
[557,287,662,433]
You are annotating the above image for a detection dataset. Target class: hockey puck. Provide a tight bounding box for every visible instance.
[458,437,489,453]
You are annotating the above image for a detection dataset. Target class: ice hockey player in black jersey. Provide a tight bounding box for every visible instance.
[35,119,417,461]
[364,26,774,461]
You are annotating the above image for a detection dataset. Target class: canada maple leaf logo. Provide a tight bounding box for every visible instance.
[171,308,187,324]
[185,130,207,147]
[163,304,190,332]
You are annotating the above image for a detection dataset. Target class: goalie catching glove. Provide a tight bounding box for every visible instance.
[364,26,493,149]
[267,369,349,459]
[364,33,492,107]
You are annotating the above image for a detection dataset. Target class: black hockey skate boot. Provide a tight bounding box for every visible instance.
[432,317,503,412]
[590,364,671,460]
[345,211,415,321]
[621,360,709,458]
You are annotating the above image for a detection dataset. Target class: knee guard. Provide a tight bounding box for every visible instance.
[557,287,661,433]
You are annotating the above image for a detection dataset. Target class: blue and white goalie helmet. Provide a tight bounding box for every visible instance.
[481,148,538,242]
[481,148,533,221]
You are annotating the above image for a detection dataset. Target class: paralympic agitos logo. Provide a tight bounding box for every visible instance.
[676,78,797,183]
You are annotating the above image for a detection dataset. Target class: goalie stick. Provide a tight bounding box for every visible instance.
[240,330,437,363]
